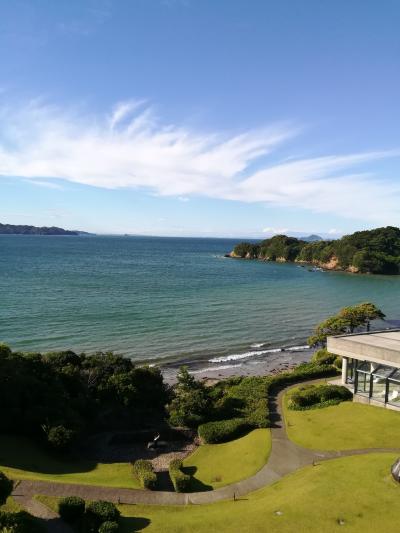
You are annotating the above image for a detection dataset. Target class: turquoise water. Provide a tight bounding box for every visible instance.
[0,235,399,368]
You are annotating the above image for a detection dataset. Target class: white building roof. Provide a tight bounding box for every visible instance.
[327,330,400,367]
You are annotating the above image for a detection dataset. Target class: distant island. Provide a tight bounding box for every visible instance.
[300,234,323,242]
[229,226,400,275]
[0,223,89,236]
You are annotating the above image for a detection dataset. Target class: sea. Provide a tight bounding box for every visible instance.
[1,235,400,375]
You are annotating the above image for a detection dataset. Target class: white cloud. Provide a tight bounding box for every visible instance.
[0,99,399,225]
[262,227,289,234]
[328,228,341,235]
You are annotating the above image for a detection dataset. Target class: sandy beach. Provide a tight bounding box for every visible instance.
[162,348,313,385]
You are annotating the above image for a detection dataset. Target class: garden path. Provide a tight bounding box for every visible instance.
[12,380,400,510]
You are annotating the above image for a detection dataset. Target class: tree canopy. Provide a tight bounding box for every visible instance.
[232,226,400,274]
[308,302,385,347]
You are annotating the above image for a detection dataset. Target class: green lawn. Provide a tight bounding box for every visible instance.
[182,429,271,490]
[37,453,400,533]
[284,387,400,450]
[0,496,22,513]
[0,435,140,489]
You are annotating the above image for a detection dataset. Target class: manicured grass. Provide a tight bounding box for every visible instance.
[37,454,400,532]
[0,435,140,489]
[182,429,271,490]
[284,387,400,451]
[0,496,23,513]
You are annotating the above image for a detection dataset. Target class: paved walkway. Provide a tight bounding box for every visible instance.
[12,380,400,513]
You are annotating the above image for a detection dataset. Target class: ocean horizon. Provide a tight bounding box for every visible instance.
[1,234,399,374]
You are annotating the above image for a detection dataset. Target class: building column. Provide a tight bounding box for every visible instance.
[342,356,348,384]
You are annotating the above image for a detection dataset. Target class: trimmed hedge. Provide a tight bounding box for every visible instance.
[132,459,157,490]
[288,384,352,410]
[169,459,191,492]
[85,500,120,532]
[58,496,85,523]
[198,418,250,444]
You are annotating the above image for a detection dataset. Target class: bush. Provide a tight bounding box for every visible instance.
[198,418,250,444]
[99,521,120,533]
[85,501,120,532]
[311,348,337,366]
[0,510,44,533]
[269,362,338,389]
[132,459,157,490]
[288,384,352,410]
[169,459,191,492]
[0,471,13,505]
[58,496,85,523]
[47,425,76,451]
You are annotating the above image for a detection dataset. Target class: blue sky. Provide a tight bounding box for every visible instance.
[0,0,399,237]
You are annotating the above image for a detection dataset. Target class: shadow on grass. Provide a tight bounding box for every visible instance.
[0,435,97,475]
[182,466,213,492]
[119,516,151,532]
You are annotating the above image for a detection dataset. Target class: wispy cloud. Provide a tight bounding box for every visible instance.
[0,99,399,225]
[262,227,289,234]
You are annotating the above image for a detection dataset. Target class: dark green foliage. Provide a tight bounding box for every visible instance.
[232,226,400,274]
[0,510,44,532]
[311,348,337,366]
[99,521,120,533]
[132,460,157,490]
[232,242,260,258]
[0,343,168,443]
[288,384,352,410]
[210,376,270,428]
[198,418,250,444]
[167,366,211,427]
[58,496,85,523]
[169,459,191,492]
[85,500,120,532]
[47,425,76,451]
[0,223,79,235]
[308,302,385,347]
[0,471,13,505]
[267,362,338,389]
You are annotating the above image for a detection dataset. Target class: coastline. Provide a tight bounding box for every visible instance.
[161,344,313,385]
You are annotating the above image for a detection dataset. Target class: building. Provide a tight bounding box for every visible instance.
[327,330,400,411]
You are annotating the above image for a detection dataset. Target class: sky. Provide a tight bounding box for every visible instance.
[0,0,399,238]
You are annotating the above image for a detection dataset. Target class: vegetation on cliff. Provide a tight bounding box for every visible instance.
[0,223,86,235]
[231,226,400,274]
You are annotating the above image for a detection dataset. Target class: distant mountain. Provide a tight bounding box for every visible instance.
[0,223,90,235]
[300,234,323,242]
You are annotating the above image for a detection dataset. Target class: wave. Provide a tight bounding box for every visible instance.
[209,344,310,363]
[190,364,242,374]
[250,342,264,348]
[284,345,309,351]
[209,348,282,363]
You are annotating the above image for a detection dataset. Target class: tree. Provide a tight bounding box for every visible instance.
[308,302,385,347]
[0,471,13,505]
[167,367,211,427]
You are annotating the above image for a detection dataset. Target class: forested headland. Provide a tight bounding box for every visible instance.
[230,226,400,275]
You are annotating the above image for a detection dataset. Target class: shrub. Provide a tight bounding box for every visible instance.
[288,384,352,410]
[0,471,13,505]
[85,501,120,532]
[58,496,85,523]
[311,348,337,366]
[47,425,76,451]
[198,418,250,444]
[269,362,338,389]
[132,459,157,490]
[99,521,120,532]
[0,510,44,533]
[169,459,191,492]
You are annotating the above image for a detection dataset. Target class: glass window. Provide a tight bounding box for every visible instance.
[346,358,355,384]
[371,365,396,403]
[388,370,400,405]
[356,369,371,395]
